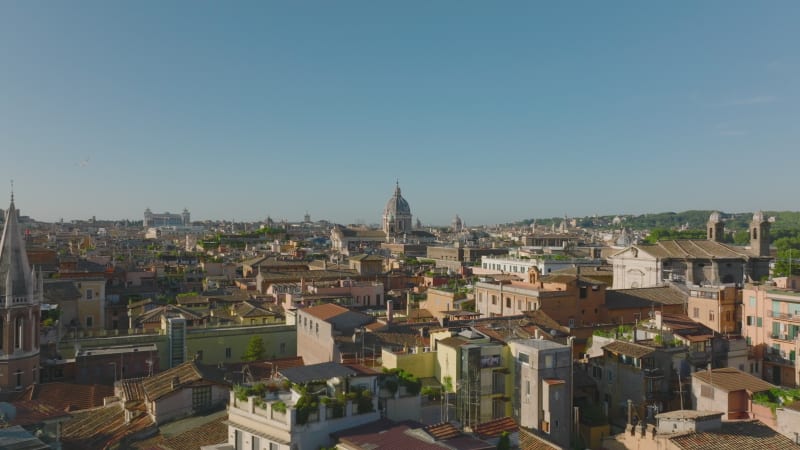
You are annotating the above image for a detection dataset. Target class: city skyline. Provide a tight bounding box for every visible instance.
[1,2,798,224]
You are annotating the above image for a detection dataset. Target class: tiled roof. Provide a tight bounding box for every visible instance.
[424,422,461,440]
[437,336,468,348]
[300,303,350,320]
[602,340,655,358]
[6,400,70,426]
[136,304,204,324]
[349,254,384,262]
[634,240,753,260]
[141,361,227,402]
[118,379,146,402]
[473,416,518,438]
[335,419,447,450]
[605,286,687,309]
[669,420,799,450]
[26,382,114,412]
[129,412,228,450]
[518,428,561,450]
[61,404,154,450]
[692,368,775,393]
[43,280,82,302]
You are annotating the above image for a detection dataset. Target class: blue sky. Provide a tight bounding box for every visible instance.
[1,2,798,225]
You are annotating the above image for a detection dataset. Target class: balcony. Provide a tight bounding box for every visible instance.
[770,333,797,343]
[768,310,800,324]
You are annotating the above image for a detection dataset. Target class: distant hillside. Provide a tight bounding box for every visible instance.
[520,210,800,235]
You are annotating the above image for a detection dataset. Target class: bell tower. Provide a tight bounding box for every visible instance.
[750,211,771,257]
[0,193,42,392]
[707,212,724,242]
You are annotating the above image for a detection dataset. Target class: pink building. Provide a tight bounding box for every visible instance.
[742,277,800,386]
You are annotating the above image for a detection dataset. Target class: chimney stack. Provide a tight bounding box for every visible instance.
[387,299,394,324]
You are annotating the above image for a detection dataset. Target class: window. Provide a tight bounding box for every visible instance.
[568,318,575,328]
[757,317,763,327]
[86,289,93,300]
[746,316,753,326]
[491,295,497,305]
[225,347,232,359]
[192,386,212,410]
[251,436,260,450]
[544,354,554,368]
[15,317,23,349]
[506,298,511,308]
[592,366,603,379]
[518,299,522,310]
[579,286,587,299]
[692,308,699,318]
[269,443,279,450]
[608,370,613,383]
[709,311,715,322]
[749,296,756,307]
[700,385,714,399]
[519,352,529,364]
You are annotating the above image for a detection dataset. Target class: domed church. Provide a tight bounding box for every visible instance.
[382,182,413,238]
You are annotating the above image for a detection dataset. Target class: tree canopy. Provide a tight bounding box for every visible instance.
[242,336,266,362]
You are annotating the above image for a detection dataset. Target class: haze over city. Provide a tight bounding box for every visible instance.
[1,2,798,224]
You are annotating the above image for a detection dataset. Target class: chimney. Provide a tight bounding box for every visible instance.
[406,291,412,318]
[387,299,394,324]
[171,376,180,390]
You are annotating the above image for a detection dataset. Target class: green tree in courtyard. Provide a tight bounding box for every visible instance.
[242,336,266,362]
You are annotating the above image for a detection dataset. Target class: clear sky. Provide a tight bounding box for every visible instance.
[1,2,798,226]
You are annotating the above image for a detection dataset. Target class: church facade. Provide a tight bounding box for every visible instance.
[609,212,773,289]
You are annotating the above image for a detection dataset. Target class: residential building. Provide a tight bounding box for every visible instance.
[222,362,381,450]
[590,340,682,425]
[348,254,384,276]
[687,285,741,334]
[609,212,772,289]
[605,410,800,450]
[691,367,776,422]
[605,286,687,325]
[426,244,507,272]
[475,270,606,327]
[508,338,572,448]
[742,278,800,386]
[296,303,374,365]
[332,418,494,450]
[117,360,230,425]
[480,255,602,277]
[430,327,512,427]
[0,197,43,392]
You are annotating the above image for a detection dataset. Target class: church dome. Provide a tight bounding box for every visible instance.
[384,183,411,217]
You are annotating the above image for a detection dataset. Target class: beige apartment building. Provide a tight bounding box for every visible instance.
[687,285,741,335]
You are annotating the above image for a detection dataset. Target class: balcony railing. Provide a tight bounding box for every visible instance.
[770,333,797,343]
[768,310,800,323]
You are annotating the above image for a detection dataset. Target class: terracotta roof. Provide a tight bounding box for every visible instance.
[118,379,146,402]
[129,412,228,450]
[692,368,775,393]
[61,404,154,450]
[669,419,799,450]
[6,400,71,427]
[518,428,561,450]
[26,382,114,412]
[301,302,350,320]
[473,416,518,438]
[602,340,655,358]
[437,336,468,348]
[623,240,754,260]
[335,419,454,450]
[605,286,687,309]
[141,361,227,402]
[424,421,461,440]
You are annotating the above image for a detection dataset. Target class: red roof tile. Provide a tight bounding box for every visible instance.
[27,383,114,411]
[424,422,461,440]
[473,416,518,438]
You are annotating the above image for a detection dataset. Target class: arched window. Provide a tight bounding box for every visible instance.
[15,317,23,349]
[753,228,758,240]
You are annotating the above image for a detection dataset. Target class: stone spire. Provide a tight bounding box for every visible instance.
[0,195,35,305]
